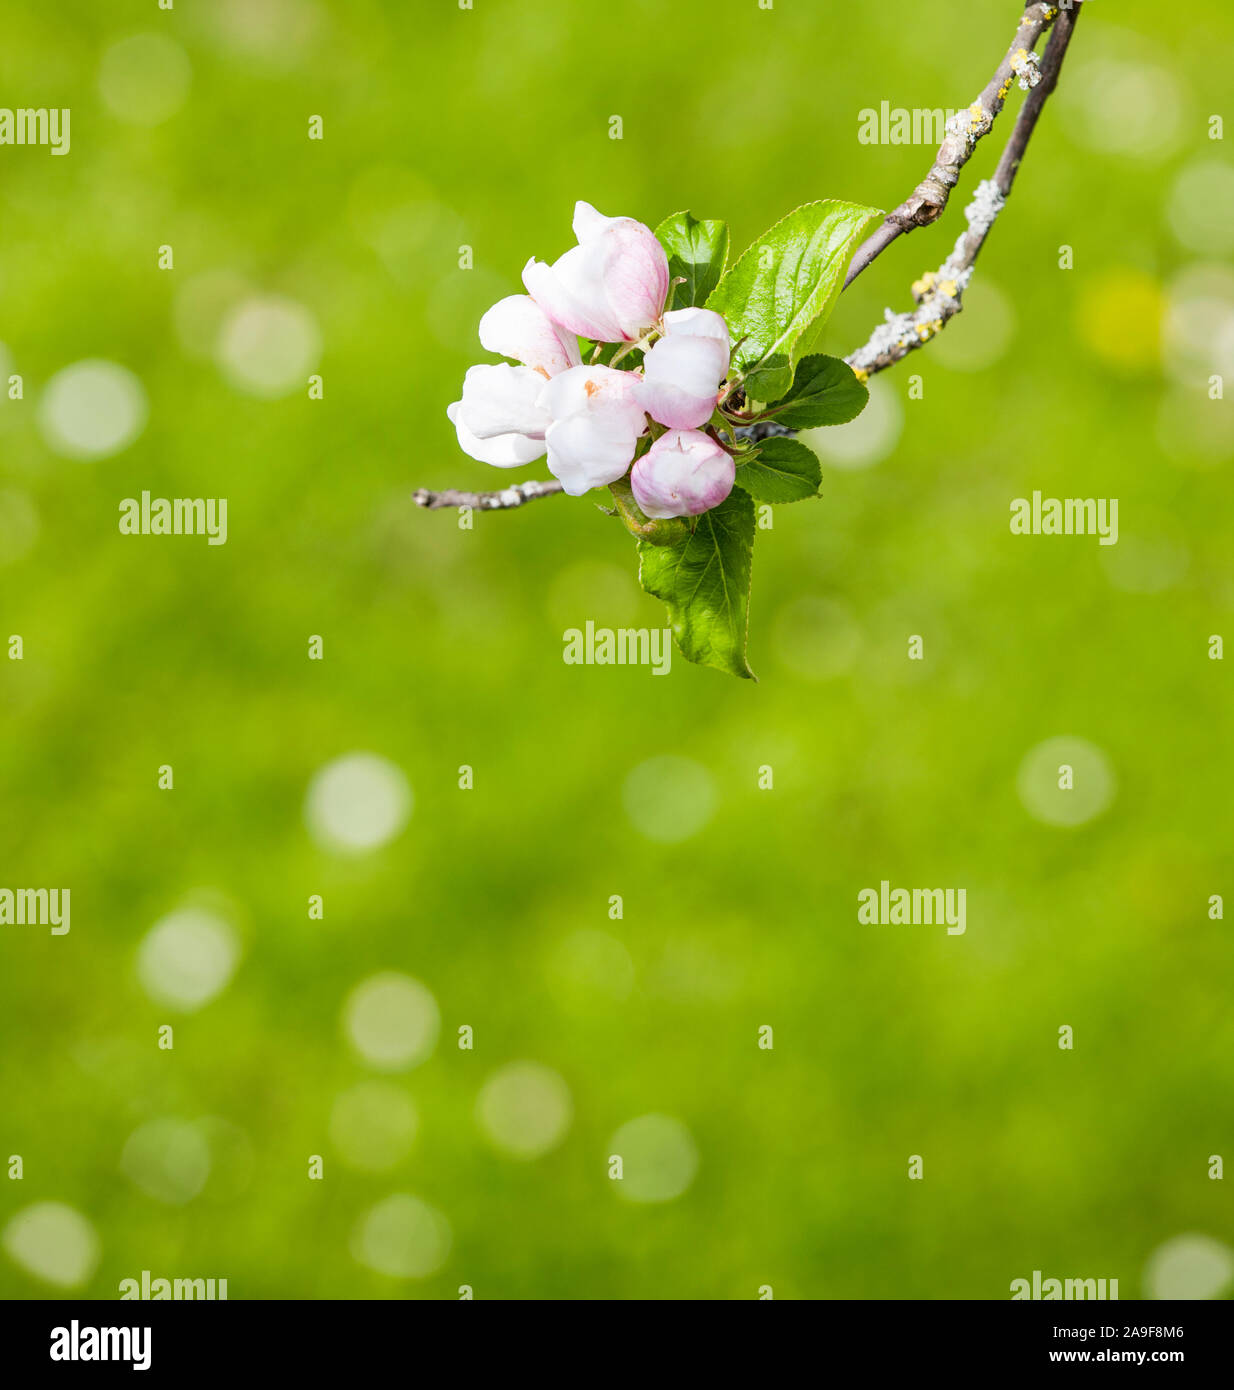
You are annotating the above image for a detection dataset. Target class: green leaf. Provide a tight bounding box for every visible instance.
[638,488,757,680]
[654,211,729,311]
[768,354,869,429]
[743,353,791,407]
[706,199,881,388]
[735,437,821,504]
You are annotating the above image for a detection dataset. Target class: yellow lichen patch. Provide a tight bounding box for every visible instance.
[852,367,870,385]
[912,271,937,300]
[938,280,958,299]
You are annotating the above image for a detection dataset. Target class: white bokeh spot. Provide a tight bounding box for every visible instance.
[136,907,240,1012]
[351,1194,451,1279]
[1144,1234,1234,1300]
[800,375,903,471]
[1017,736,1116,827]
[2,1202,101,1289]
[609,1114,699,1204]
[476,1062,573,1160]
[38,360,148,461]
[1167,160,1234,257]
[217,295,321,399]
[343,972,439,1072]
[305,752,412,854]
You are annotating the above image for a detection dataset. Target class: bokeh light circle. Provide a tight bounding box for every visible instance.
[609,1114,699,1204]
[476,1062,573,1159]
[623,756,716,843]
[99,34,192,126]
[1016,737,1115,827]
[1066,57,1184,162]
[120,1119,212,1206]
[2,1203,100,1289]
[136,907,239,1012]
[1167,160,1234,256]
[217,295,321,398]
[800,376,902,470]
[305,752,412,854]
[343,972,439,1072]
[351,1194,451,1278]
[1144,1234,1234,1300]
[38,360,147,461]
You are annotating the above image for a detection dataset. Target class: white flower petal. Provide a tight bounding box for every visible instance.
[523,249,624,343]
[478,294,580,376]
[537,364,645,433]
[447,401,546,467]
[544,414,639,495]
[455,363,550,440]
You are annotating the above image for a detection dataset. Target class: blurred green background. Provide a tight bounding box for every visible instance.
[1,0,1231,1300]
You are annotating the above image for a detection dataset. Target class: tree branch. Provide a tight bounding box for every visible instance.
[416,0,1083,509]
[843,1,1081,380]
[842,0,1062,290]
[413,478,564,511]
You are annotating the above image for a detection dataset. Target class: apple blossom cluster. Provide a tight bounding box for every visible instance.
[447,202,736,519]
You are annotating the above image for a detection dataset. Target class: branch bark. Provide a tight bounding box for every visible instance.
[413,478,564,511]
[842,1,1062,290]
[417,0,1083,510]
[843,1,1081,380]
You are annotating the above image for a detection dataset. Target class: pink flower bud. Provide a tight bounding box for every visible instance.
[630,429,735,519]
[522,201,669,343]
[637,307,731,429]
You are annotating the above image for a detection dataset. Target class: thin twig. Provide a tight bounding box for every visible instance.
[844,2,1081,379]
[413,478,564,511]
[843,0,1061,289]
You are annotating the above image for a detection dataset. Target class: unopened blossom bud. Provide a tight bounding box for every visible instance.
[523,201,669,343]
[637,307,731,429]
[630,428,735,519]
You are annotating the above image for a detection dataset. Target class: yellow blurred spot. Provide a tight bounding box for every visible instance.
[1076,269,1163,370]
